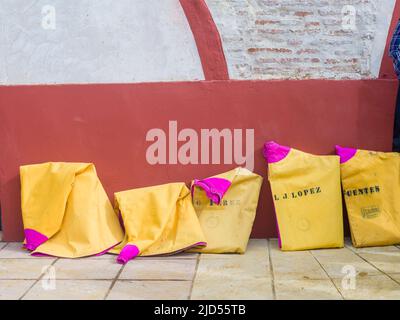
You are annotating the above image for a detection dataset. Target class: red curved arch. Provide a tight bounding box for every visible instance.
[180,0,229,80]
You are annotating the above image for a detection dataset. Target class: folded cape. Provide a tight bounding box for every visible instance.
[191,167,263,253]
[336,146,400,247]
[264,141,344,251]
[110,183,207,264]
[20,162,124,258]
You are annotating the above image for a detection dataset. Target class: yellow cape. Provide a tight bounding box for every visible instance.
[191,167,263,253]
[20,162,124,258]
[110,183,206,263]
[265,142,344,251]
[337,146,400,247]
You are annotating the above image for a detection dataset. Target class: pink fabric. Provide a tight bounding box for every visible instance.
[24,229,48,251]
[31,252,53,257]
[263,141,291,164]
[191,177,232,204]
[335,145,357,164]
[117,244,140,264]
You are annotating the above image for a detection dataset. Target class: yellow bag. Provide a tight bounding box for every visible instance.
[264,142,344,251]
[336,146,400,247]
[190,167,263,253]
[20,162,124,258]
[110,183,206,263]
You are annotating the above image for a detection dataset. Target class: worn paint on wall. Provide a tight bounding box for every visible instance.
[206,0,396,80]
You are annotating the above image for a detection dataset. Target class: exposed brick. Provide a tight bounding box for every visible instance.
[255,19,280,25]
[294,11,314,17]
[206,0,391,80]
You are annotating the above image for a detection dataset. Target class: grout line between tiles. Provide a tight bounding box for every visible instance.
[114,279,192,282]
[1,278,196,281]
[188,253,201,300]
[351,250,400,287]
[103,262,126,300]
[19,257,59,300]
[0,257,57,260]
[267,239,276,300]
[309,250,345,300]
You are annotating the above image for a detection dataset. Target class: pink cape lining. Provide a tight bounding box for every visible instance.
[24,229,48,251]
[191,177,231,204]
[335,145,357,163]
[117,244,140,264]
[263,141,291,164]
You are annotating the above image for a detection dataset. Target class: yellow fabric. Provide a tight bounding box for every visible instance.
[340,149,400,247]
[191,167,263,253]
[110,183,206,256]
[268,149,344,251]
[20,162,124,258]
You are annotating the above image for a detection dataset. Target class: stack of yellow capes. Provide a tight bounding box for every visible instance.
[264,142,344,251]
[336,146,400,247]
[20,162,124,257]
[110,183,206,264]
[190,167,263,253]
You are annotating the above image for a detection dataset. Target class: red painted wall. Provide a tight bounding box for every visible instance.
[0,80,397,241]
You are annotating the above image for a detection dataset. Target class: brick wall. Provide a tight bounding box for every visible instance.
[206,0,396,80]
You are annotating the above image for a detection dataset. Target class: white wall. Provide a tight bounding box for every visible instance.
[0,0,204,84]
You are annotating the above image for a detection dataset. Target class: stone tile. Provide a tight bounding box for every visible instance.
[0,280,35,300]
[333,275,400,300]
[107,280,191,300]
[23,280,111,300]
[389,273,400,283]
[351,247,400,275]
[275,279,342,300]
[269,240,328,280]
[53,257,121,279]
[137,252,199,260]
[357,253,400,274]
[0,242,43,259]
[311,247,381,279]
[195,252,270,282]
[0,242,6,250]
[199,239,268,261]
[120,259,197,280]
[192,243,271,299]
[191,278,273,300]
[0,259,55,279]
[347,244,400,254]
[196,255,270,280]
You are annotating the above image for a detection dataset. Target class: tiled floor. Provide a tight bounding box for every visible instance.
[0,238,399,300]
